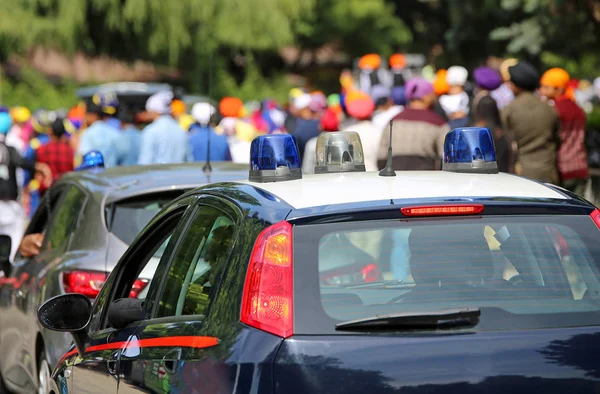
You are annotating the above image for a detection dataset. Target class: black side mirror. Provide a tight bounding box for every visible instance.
[0,235,12,277]
[108,298,145,329]
[38,293,92,356]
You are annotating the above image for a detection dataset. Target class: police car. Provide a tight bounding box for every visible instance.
[38,128,600,393]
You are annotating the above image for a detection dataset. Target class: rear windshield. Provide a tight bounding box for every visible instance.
[293,215,600,334]
[106,191,185,245]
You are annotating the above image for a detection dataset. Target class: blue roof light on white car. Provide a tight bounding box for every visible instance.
[76,151,105,171]
[249,134,302,183]
[314,131,366,174]
[443,127,498,174]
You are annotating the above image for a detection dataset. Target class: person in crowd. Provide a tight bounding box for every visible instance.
[540,68,589,195]
[6,107,31,155]
[118,109,141,166]
[358,54,391,95]
[342,92,381,171]
[138,90,192,164]
[310,92,328,119]
[284,88,304,135]
[371,84,403,131]
[227,117,257,164]
[439,66,471,128]
[502,61,560,184]
[291,93,320,159]
[473,96,516,173]
[35,118,75,191]
[377,77,449,170]
[78,92,124,167]
[189,102,231,162]
[492,58,518,109]
[66,103,86,163]
[22,110,53,217]
[0,112,50,260]
[471,66,515,173]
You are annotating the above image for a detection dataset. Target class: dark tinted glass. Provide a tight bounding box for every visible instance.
[294,215,600,334]
[44,186,86,252]
[38,294,91,331]
[108,192,184,245]
[155,206,234,318]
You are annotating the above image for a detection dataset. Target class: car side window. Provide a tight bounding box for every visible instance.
[88,205,189,333]
[155,205,236,319]
[42,186,87,253]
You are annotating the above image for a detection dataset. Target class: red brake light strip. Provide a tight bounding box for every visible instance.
[401,204,484,217]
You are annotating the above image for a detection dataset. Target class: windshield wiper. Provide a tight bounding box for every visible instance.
[335,308,481,331]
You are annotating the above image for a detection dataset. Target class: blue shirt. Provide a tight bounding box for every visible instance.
[138,116,192,165]
[78,120,124,168]
[188,124,231,162]
[119,125,141,166]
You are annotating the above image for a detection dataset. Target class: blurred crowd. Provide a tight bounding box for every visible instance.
[1,53,600,229]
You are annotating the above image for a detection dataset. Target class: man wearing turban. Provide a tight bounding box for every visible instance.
[540,68,588,195]
[502,61,560,184]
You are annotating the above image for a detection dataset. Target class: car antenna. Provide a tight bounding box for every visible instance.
[203,53,214,175]
[378,119,396,177]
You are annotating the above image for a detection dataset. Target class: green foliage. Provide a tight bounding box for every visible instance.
[0,67,77,109]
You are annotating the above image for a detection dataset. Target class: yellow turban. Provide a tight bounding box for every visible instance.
[11,106,31,123]
[540,68,570,89]
[235,120,257,142]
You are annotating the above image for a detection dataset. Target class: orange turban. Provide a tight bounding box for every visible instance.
[389,54,406,70]
[171,99,186,117]
[540,68,570,90]
[358,54,381,70]
[219,97,244,118]
[433,69,450,96]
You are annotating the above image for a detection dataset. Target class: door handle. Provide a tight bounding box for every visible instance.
[106,351,119,375]
[162,348,182,375]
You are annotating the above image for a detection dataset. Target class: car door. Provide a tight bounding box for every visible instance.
[118,196,241,394]
[0,184,87,392]
[67,196,196,394]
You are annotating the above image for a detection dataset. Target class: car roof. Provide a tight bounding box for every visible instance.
[61,162,247,203]
[238,171,567,210]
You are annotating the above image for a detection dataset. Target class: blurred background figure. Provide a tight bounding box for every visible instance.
[502,61,559,184]
[7,107,31,155]
[342,92,380,171]
[138,90,191,164]
[440,66,470,128]
[291,93,320,159]
[78,92,123,167]
[189,102,231,162]
[35,118,74,192]
[377,77,449,170]
[540,68,589,196]
[492,58,518,110]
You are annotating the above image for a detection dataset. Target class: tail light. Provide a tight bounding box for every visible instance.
[590,209,600,230]
[401,204,484,217]
[63,271,107,298]
[130,279,149,298]
[240,220,294,338]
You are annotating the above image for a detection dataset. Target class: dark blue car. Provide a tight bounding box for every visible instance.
[36,131,600,393]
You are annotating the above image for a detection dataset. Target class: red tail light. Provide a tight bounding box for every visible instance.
[401,204,484,217]
[63,271,107,298]
[129,279,149,298]
[240,220,294,338]
[590,209,600,230]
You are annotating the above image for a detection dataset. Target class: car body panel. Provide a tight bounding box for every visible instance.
[274,327,600,393]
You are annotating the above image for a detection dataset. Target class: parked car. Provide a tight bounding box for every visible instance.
[0,162,246,394]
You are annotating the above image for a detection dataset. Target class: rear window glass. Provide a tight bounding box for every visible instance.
[106,191,185,245]
[293,215,600,334]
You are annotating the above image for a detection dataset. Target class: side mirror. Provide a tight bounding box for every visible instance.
[38,294,92,356]
[108,298,145,329]
[0,235,12,277]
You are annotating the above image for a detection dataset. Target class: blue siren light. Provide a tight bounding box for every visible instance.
[249,134,302,183]
[76,151,105,171]
[443,127,498,174]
